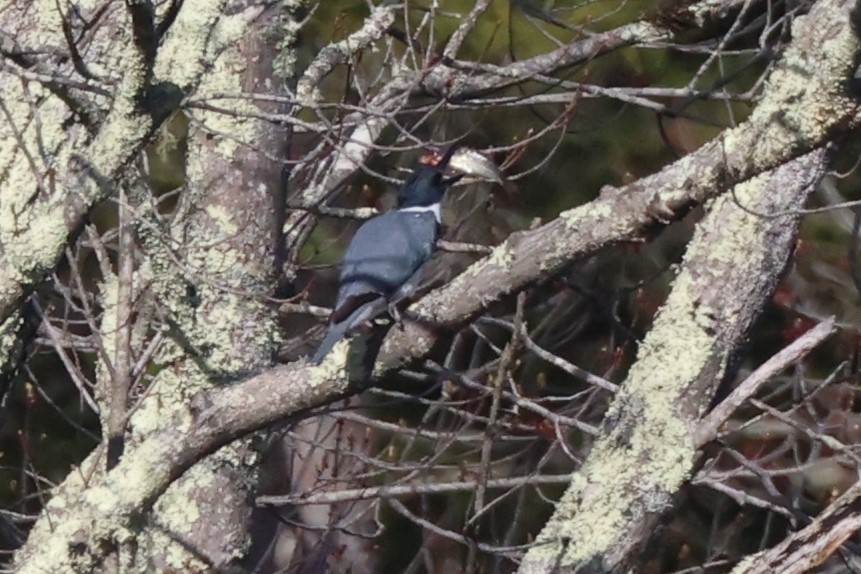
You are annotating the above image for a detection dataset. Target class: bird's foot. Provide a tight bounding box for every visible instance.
[387,301,405,331]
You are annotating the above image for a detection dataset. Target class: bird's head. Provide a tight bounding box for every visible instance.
[397,145,464,209]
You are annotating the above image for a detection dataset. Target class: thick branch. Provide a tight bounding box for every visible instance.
[0,0,230,329]
[731,480,861,573]
[378,0,860,369]
[517,148,828,573]
[11,0,861,570]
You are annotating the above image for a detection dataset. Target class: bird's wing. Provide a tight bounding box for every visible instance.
[312,210,438,365]
[335,210,438,311]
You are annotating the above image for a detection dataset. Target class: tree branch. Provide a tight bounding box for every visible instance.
[517,147,828,573]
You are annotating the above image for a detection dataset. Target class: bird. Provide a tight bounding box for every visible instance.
[311,146,464,364]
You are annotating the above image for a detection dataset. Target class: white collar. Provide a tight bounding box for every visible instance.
[399,202,441,223]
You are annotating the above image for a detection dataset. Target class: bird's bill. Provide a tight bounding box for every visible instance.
[420,146,513,192]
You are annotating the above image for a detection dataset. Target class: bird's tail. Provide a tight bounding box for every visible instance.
[311,299,385,364]
[311,317,353,364]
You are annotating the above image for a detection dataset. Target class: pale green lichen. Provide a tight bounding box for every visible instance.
[2,0,152,303]
[94,272,120,428]
[1,200,72,283]
[529,153,803,567]
[198,289,273,374]
[313,339,350,384]
[687,176,768,271]
[623,21,667,45]
[529,153,804,566]
[98,273,120,360]
[153,0,233,88]
[156,3,261,159]
[130,366,196,437]
[296,82,321,105]
[35,0,101,25]
[560,200,614,230]
[485,243,514,269]
[126,113,276,574]
[273,1,305,79]
[83,485,121,514]
[0,312,22,367]
[0,75,76,283]
[86,40,150,172]
[204,204,239,235]
[153,469,202,531]
[686,0,732,27]
[7,2,285,572]
[721,3,857,170]
[145,442,249,569]
[532,325,702,563]
[461,241,516,281]
[730,554,758,574]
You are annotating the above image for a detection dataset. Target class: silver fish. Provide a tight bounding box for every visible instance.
[423,147,516,193]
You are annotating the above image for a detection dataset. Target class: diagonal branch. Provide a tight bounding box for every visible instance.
[694,317,837,447]
[0,0,232,328]
[732,479,861,573]
[10,0,861,570]
[517,147,828,574]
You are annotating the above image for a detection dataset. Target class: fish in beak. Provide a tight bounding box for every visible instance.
[420,146,516,194]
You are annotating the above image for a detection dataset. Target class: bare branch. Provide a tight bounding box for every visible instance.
[733,480,861,573]
[695,317,837,447]
[518,147,827,573]
[258,474,572,506]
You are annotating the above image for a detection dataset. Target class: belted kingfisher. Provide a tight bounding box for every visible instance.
[311,146,464,364]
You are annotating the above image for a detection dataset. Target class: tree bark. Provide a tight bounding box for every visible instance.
[10,2,293,571]
[518,148,828,573]
[5,0,861,571]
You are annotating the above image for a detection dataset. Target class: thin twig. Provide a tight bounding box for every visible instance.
[695,317,836,447]
[258,474,570,506]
